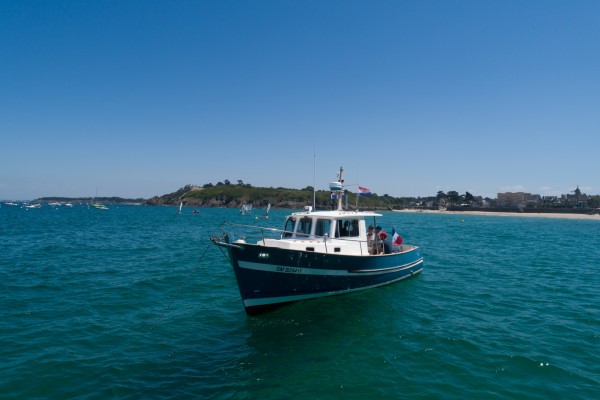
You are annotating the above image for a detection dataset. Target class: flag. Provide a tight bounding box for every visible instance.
[392,227,403,245]
[358,186,371,196]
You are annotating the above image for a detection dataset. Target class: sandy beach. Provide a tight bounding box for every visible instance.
[394,209,600,221]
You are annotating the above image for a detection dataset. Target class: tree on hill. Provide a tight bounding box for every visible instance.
[465,191,474,203]
[447,191,460,205]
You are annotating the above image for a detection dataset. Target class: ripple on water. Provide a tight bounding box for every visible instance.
[1,207,599,399]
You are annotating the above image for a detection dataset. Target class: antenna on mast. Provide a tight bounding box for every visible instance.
[313,139,316,209]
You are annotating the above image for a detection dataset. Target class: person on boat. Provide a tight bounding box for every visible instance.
[339,220,350,237]
[378,231,393,254]
[367,225,376,254]
[374,226,386,254]
[350,220,360,237]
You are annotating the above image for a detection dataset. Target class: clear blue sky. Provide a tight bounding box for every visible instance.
[1,0,598,200]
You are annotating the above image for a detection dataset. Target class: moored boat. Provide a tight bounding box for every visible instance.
[240,203,252,215]
[211,167,424,315]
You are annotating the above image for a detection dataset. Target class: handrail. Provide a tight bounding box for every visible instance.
[220,222,303,240]
[220,222,377,255]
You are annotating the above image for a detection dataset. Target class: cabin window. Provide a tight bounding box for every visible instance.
[283,217,294,238]
[295,217,312,238]
[314,219,331,237]
[336,219,360,238]
[349,219,360,237]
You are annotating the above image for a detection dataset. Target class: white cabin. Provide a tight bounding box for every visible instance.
[254,209,383,256]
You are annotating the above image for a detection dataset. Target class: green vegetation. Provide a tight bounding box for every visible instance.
[35,183,600,211]
[145,183,420,210]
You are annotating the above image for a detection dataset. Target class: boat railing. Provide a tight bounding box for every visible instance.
[219,222,306,243]
[218,222,373,255]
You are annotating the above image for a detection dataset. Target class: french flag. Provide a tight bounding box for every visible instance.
[358,186,371,196]
[392,227,403,245]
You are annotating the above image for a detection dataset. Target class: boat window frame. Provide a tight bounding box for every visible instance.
[335,218,361,238]
[314,218,332,238]
[295,217,313,238]
[282,217,295,238]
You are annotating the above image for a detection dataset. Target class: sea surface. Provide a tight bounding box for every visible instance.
[1,204,599,399]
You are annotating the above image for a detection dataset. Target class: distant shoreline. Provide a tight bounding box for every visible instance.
[394,209,600,221]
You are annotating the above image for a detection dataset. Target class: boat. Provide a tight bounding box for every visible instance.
[177,202,183,214]
[210,167,424,315]
[90,203,109,210]
[262,203,271,219]
[24,203,42,209]
[90,189,109,210]
[240,203,253,215]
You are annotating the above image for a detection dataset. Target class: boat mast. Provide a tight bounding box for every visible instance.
[328,166,345,211]
[338,167,345,211]
[313,141,316,209]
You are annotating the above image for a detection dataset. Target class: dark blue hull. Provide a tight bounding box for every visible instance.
[223,242,424,315]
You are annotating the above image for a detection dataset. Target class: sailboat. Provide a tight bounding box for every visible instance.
[240,203,252,215]
[262,203,271,219]
[90,202,109,210]
[177,202,183,214]
[90,189,109,210]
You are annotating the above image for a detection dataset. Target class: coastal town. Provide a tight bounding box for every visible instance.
[425,186,598,211]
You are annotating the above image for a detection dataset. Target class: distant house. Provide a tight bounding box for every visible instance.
[497,192,530,208]
[526,194,542,207]
[542,196,560,205]
[561,186,589,207]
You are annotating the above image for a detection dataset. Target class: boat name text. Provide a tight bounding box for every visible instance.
[276,266,303,274]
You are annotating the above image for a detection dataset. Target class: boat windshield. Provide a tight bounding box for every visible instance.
[282,216,363,239]
[282,216,313,238]
[295,217,312,238]
[314,219,331,237]
[283,217,294,238]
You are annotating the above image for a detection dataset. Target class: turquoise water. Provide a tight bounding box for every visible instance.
[1,205,599,399]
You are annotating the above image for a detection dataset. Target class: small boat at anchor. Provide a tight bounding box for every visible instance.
[211,167,424,315]
[90,189,109,210]
[240,203,253,215]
